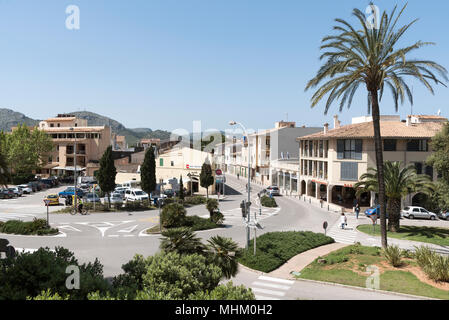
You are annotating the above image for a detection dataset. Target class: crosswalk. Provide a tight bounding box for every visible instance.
[251,275,294,300]
[326,218,358,244]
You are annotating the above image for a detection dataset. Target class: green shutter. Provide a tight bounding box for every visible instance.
[160,158,164,166]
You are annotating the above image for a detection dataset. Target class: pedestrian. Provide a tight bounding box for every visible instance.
[237,173,240,180]
[340,213,347,229]
[355,203,360,219]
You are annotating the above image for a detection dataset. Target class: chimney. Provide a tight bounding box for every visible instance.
[406,115,412,127]
[323,123,329,134]
[333,115,340,129]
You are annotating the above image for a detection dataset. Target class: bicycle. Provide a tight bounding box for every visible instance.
[70,205,89,215]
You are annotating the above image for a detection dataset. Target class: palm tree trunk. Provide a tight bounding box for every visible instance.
[370,89,388,248]
[387,197,401,232]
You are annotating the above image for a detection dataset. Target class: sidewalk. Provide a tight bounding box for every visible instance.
[268,242,349,280]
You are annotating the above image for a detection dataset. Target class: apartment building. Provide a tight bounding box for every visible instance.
[38,114,112,177]
[297,114,447,209]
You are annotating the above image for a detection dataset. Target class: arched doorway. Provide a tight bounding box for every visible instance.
[412,193,428,207]
[300,180,306,195]
[319,184,327,201]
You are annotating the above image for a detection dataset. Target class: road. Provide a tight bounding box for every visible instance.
[0,176,438,300]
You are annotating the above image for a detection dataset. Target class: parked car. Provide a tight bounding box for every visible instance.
[44,194,60,206]
[9,187,23,197]
[59,187,85,198]
[401,206,437,220]
[364,205,390,219]
[110,192,124,204]
[84,193,101,204]
[18,184,33,194]
[41,179,55,188]
[0,188,14,199]
[2,188,16,198]
[125,189,149,202]
[437,209,449,221]
[163,189,175,198]
[264,186,280,196]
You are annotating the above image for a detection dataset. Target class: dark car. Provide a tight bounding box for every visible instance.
[0,188,15,199]
[41,179,55,188]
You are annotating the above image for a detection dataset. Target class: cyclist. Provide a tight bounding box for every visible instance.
[77,197,84,214]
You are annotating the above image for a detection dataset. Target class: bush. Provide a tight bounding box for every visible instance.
[189,281,255,300]
[206,198,219,214]
[0,247,109,300]
[142,251,222,300]
[210,211,225,225]
[239,231,334,272]
[184,196,207,206]
[382,245,403,267]
[415,246,449,282]
[260,195,277,208]
[184,216,221,231]
[160,203,187,228]
[0,219,59,236]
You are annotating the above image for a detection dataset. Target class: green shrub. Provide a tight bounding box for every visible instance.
[382,245,403,267]
[113,202,124,211]
[189,281,255,300]
[239,231,334,272]
[184,196,207,206]
[184,216,221,231]
[210,211,225,225]
[206,198,219,214]
[260,195,277,208]
[0,247,109,300]
[415,246,449,282]
[0,219,59,236]
[160,203,187,228]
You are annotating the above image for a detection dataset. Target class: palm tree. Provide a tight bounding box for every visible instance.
[207,236,242,279]
[305,4,447,247]
[160,227,206,255]
[355,161,434,232]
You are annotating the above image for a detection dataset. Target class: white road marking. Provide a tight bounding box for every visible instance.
[252,281,291,291]
[58,225,82,232]
[118,225,138,233]
[258,276,295,285]
[254,295,281,300]
[252,287,286,297]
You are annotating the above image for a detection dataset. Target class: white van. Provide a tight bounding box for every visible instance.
[125,189,149,202]
[122,180,139,190]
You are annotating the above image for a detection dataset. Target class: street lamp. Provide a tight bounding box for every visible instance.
[70,127,77,215]
[229,120,252,249]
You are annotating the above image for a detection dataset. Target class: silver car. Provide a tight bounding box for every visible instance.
[110,192,125,204]
[265,186,280,196]
[401,206,438,220]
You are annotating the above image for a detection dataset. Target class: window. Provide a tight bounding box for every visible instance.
[337,139,362,160]
[340,162,358,181]
[50,124,54,127]
[425,166,434,179]
[414,162,423,174]
[171,161,174,167]
[160,158,164,166]
[407,139,428,152]
[384,139,397,151]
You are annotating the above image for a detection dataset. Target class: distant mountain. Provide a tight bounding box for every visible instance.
[0,108,172,146]
[0,108,40,131]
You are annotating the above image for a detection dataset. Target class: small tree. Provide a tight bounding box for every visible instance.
[160,203,187,228]
[206,198,219,219]
[140,146,156,197]
[200,161,214,198]
[97,146,116,208]
[179,176,185,200]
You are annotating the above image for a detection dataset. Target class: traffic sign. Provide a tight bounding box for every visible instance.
[216,169,222,175]
[43,199,51,206]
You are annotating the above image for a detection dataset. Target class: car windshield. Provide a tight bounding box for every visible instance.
[112,193,121,198]
[87,194,97,198]
[134,191,144,196]
[47,195,57,199]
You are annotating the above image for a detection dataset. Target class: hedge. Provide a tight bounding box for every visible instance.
[238,231,334,272]
[260,195,277,208]
[0,219,59,236]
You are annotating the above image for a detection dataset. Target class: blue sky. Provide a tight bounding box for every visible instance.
[0,0,448,133]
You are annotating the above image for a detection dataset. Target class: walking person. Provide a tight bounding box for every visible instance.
[355,203,360,219]
[340,213,347,229]
[237,173,240,180]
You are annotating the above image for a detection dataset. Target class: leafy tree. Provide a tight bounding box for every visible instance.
[207,236,242,279]
[179,176,185,200]
[111,254,148,299]
[305,4,447,247]
[141,251,222,300]
[160,203,187,228]
[355,161,434,232]
[0,247,109,300]
[160,227,206,255]
[97,146,116,207]
[3,124,53,175]
[189,281,255,300]
[140,146,156,196]
[0,132,10,187]
[427,123,449,210]
[200,160,214,198]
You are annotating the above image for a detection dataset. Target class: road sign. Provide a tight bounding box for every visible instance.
[216,169,222,175]
[43,199,51,206]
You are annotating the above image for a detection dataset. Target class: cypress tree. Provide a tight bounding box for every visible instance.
[179,176,185,200]
[200,161,214,199]
[141,146,157,197]
[97,146,116,208]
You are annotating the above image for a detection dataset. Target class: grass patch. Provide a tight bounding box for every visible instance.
[298,244,449,300]
[238,231,334,273]
[0,219,59,236]
[260,196,277,208]
[358,224,449,246]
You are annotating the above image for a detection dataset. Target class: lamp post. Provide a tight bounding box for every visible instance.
[70,127,77,215]
[229,121,251,249]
